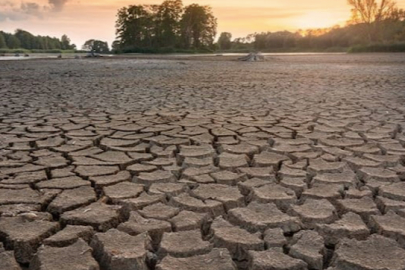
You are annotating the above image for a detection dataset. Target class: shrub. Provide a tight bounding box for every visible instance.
[349,43,405,53]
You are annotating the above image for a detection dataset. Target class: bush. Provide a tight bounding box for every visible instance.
[0,48,30,54]
[349,43,405,53]
[323,47,348,52]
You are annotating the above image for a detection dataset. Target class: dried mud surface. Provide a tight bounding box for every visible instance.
[1,54,405,270]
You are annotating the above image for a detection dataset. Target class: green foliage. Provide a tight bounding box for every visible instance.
[115,0,217,52]
[348,43,405,52]
[221,18,405,53]
[348,0,399,25]
[215,0,404,54]
[347,0,405,42]
[180,4,217,49]
[115,5,156,49]
[14,29,35,49]
[117,46,213,54]
[254,31,300,50]
[61,35,76,50]
[217,32,232,50]
[82,39,110,53]
[155,0,183,48]
[6,35,21,49]
[0,33,7,48]
[0,30,76,51]
[0,48,30,54]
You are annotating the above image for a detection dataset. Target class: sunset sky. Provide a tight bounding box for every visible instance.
[1,0,405,48]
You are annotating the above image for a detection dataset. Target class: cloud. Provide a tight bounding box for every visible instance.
[0,12,24,22]
[21,2,43,17]
[48,0,69,12]
[0,0,70,21]
[0,1,34,21]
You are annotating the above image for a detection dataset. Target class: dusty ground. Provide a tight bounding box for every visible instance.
[1,54,405,270]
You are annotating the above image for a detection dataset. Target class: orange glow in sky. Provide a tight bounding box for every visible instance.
[293,11,344,29]
[1,0,405,47]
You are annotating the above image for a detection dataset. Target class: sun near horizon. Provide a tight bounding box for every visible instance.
[1,0,405,47]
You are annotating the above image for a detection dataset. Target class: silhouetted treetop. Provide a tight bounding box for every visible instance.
[114,0,217,52]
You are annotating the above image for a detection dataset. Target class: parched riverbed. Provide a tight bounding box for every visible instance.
[1,54,405,270]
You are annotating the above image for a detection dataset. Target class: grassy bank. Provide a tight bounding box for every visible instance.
[215,47,348,54]
[115,46,348,54]
[348,43,405,53]
[3,44,405,55]
[0,49,87,54]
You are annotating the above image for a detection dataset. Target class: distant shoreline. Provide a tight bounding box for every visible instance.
[2,44,405,58]
[4,51,405,63]
[0,52,347,62]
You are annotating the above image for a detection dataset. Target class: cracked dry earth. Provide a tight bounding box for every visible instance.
[1,54,405,270]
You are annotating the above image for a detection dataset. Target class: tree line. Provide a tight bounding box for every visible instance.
[113,0,217,53]
[114,0,405,53]
[217,0,405,52]
[0,29,76,51]
[1,0,404,53]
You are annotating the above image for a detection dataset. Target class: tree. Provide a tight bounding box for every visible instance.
[218,32,232,50]
[49,38,61,49]
[348,0,397,24]
[111,40,121,52]
[6,35,21,49]
[61,35,76,50]
[155,0,183,48]
[115,1,217,51]
[115,5,157,49]
[15,29,34,49]
[180,4,217,49]
[0,29,77,50]
[347,0,402,42]
[82,39,110,53]
[0,32,7,48]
